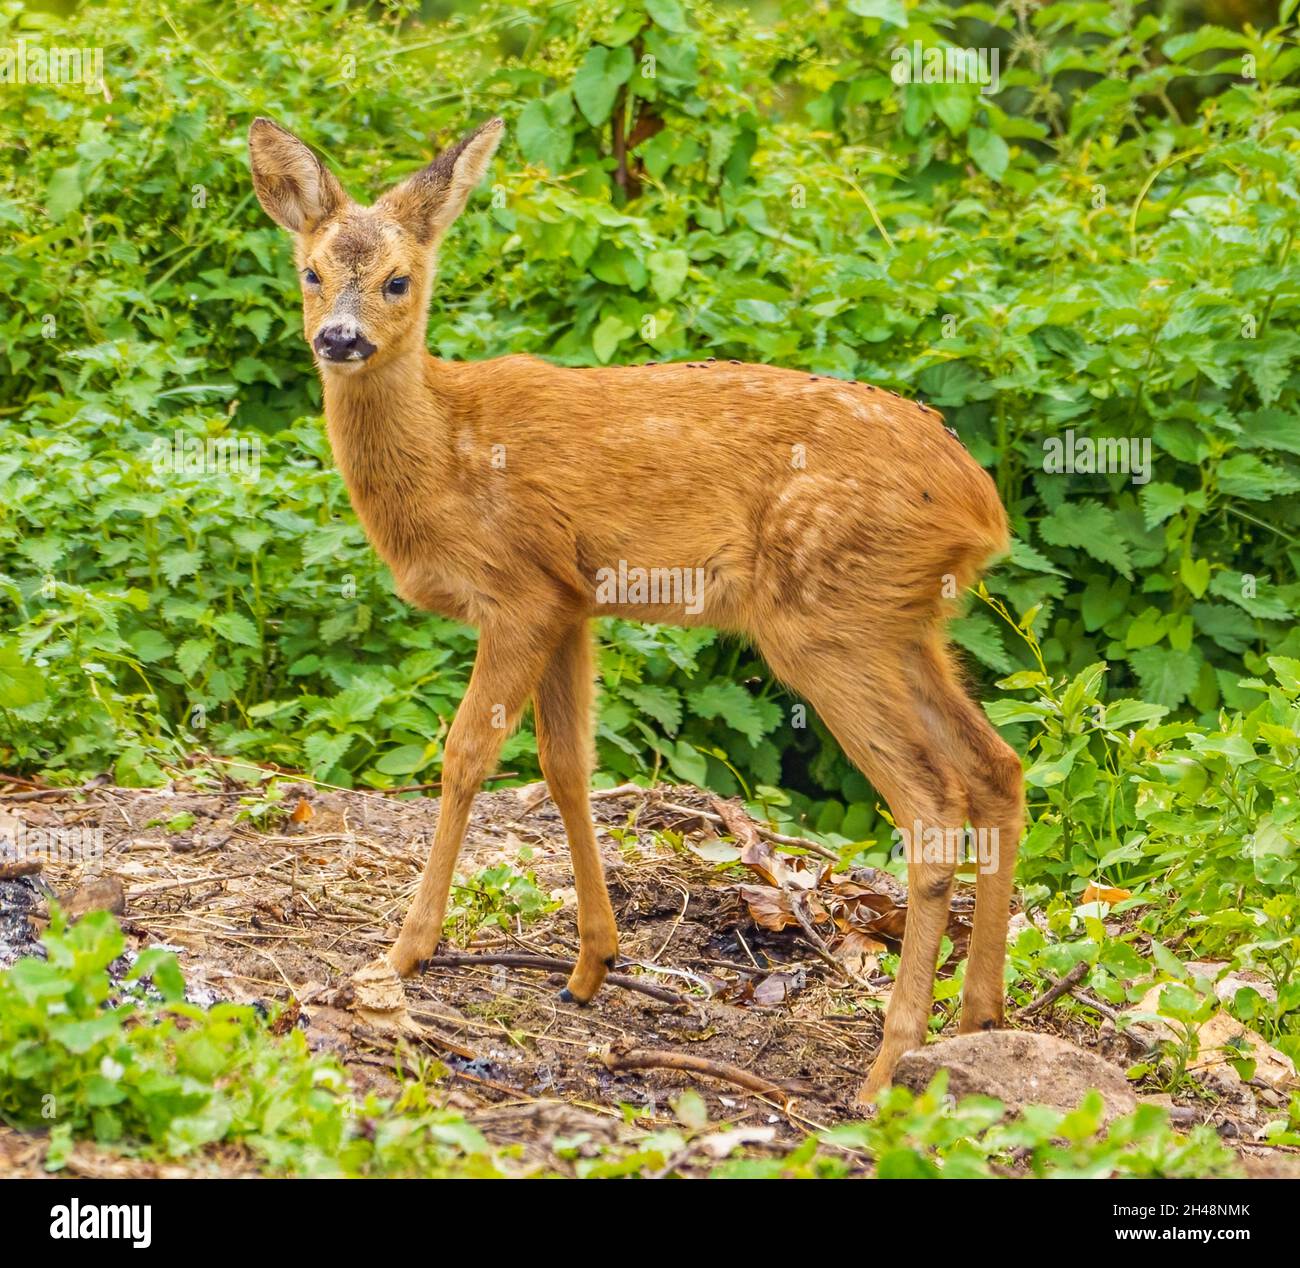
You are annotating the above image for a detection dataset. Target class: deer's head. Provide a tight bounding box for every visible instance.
[248,117,502,374]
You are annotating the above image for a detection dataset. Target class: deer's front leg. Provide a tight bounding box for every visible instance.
[534,621,618,1004]
[388,616,564,977]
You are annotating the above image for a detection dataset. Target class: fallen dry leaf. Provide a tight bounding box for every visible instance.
[719,798,970,960]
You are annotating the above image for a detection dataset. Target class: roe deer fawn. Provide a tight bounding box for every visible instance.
[248,115,1024,1099]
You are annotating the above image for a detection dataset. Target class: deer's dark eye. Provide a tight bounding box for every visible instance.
[303,268,320,287]
[385,275,410,297]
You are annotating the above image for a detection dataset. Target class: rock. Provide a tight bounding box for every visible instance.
[63,874,126,921]
[893,1030,1138,1122]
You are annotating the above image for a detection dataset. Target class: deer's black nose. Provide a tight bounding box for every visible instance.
[313,322,375,363]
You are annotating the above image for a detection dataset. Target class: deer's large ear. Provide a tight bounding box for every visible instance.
[248,118,345,233]
[377,118,503,244]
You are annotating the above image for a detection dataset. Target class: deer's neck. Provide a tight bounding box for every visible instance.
[321,349,449,562]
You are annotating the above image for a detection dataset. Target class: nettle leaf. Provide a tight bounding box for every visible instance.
[1191,601,1256,654]
[303,731,354,775]
[1139,482,1186,528]
[1009,539,1064,575]
[1129,647,1202,709]
[1210,571,1293,621]
[211,611,260,648]
[686,681,775,746]
[1240,408,1300,456]
[175,638,213,681]
[949,612,1014,674]
[1216,453,1300,500]
[624,683,682,734]
[1037,501,1132,578]
[160,549,203,585]
[127,629,173,663]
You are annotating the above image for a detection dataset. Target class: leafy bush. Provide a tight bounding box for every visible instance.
[1,0,1297,823]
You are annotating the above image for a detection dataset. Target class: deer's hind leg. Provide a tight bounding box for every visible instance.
[909,638,1024,1034]
[757,626,969,1103]
[534,621,619,1004]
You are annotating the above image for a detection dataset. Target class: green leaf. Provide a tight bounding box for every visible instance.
[516,94,574,172]
[1101,699,1169,730]
[624,683,682,733]
[1038,502,1132,578]
[572,45,634,127]
[666,740,709,785]
[967,126,1009,181]
[592,314,635,363]
[128,629,174,663]
[304,731,354,775]
[686,681,775,746]
[212,611,260,648]
[949,612,1014,674]
[1179,555,1210,599]
[176,638,213,680]
[49,1015,121,1055]
[1129,646,1201,709]
[45,164,83,221]
[647,248,688,301]
[0,641,45,708]
[128,948,186,1002]
[375,744,431,776]
[846,0,907,25]
[644,0,690,32]
[1139,482,1186,529]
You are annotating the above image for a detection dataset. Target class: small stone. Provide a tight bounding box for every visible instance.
[893,1031,1139,1123]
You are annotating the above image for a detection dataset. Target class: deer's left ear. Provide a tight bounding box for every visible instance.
[378,117,503,244]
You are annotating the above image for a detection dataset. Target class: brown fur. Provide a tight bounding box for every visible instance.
[248,116,1025,1101]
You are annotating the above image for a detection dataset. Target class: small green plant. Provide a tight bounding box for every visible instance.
[0,910,511,1176]
[443,862,559,942]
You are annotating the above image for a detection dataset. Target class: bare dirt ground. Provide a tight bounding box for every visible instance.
[1,778,1297,1178]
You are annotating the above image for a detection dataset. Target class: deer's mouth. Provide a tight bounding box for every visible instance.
[312,320,377,365]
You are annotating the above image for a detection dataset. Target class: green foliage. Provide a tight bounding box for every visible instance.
[0,908,508,1175]
[1,0,1297,808]
[584,1072,1240,1178]
[814,1073,1239,1180]
[1,911,1240,1178]
[444,860,559,941]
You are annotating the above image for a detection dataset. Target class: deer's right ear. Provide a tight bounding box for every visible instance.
[248,118,345,233]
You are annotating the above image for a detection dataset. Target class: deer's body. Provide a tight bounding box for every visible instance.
[328,354,1007,632]
[251,116,1024,1102]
